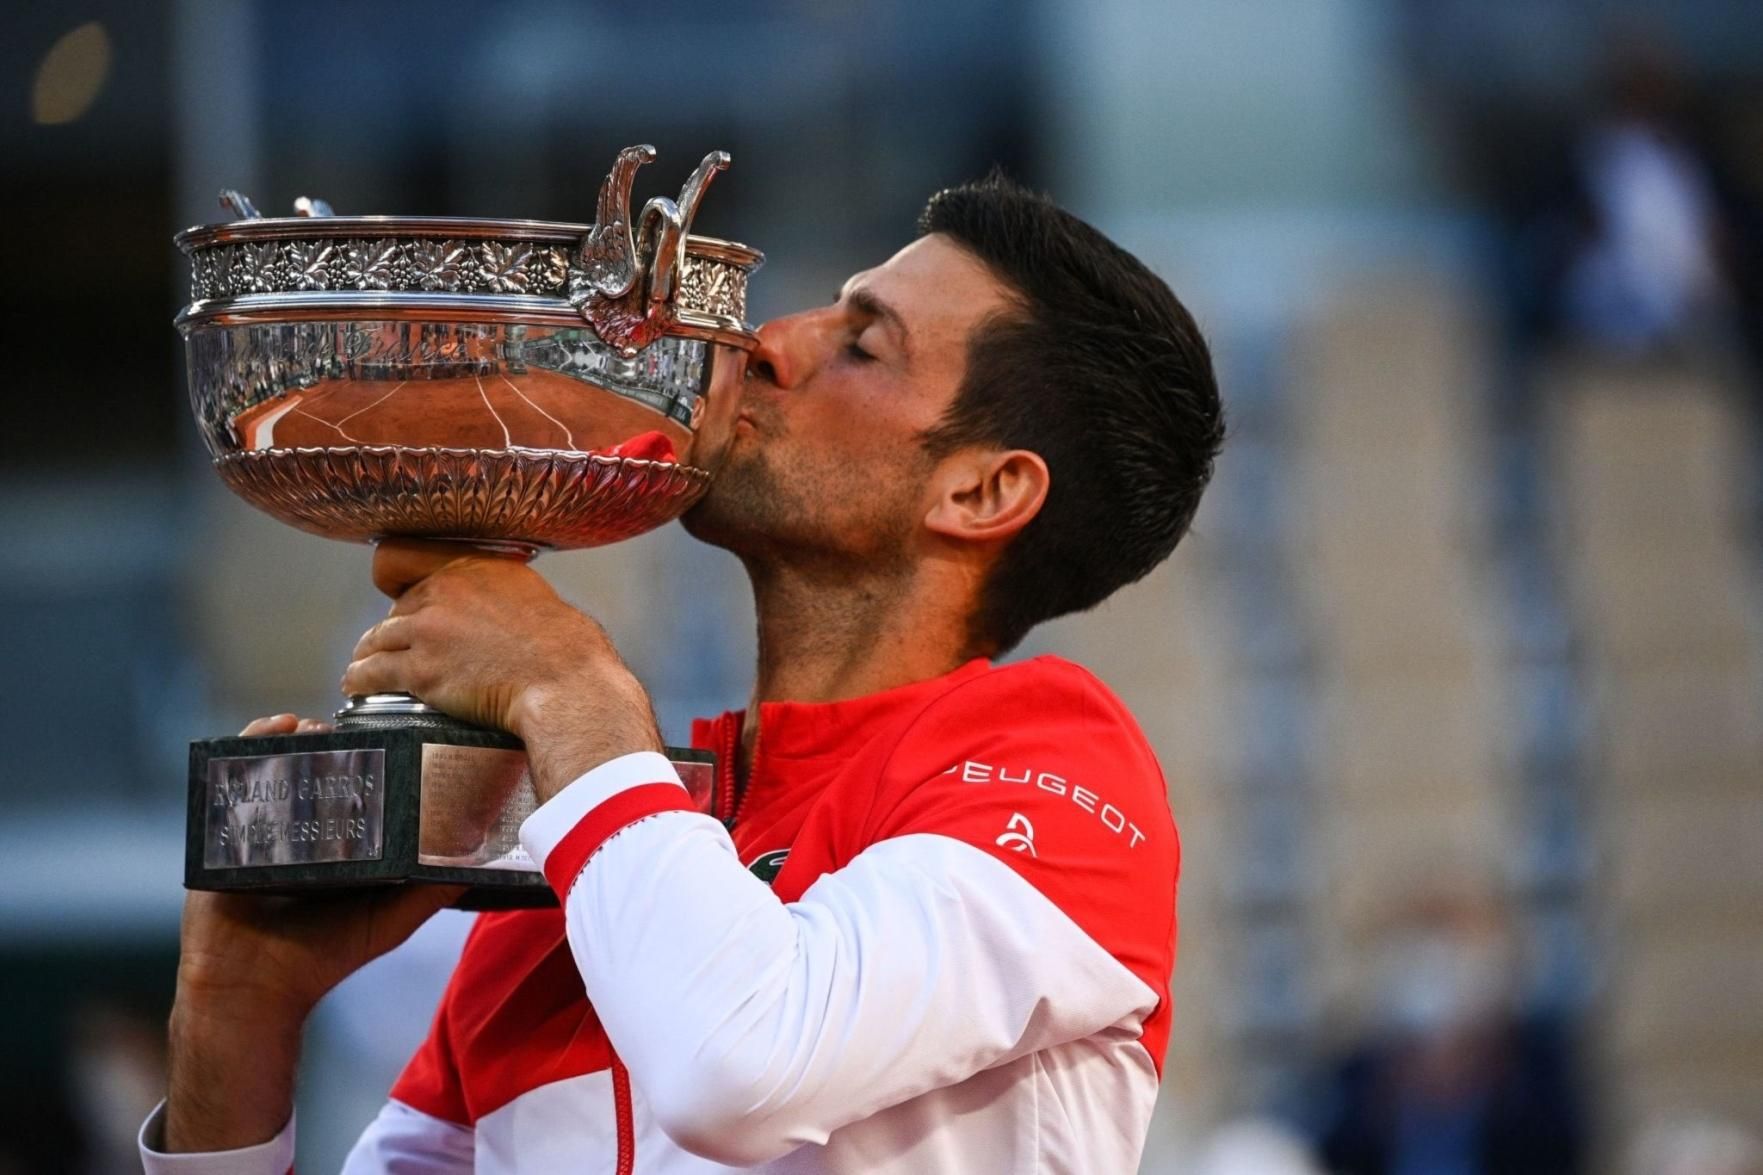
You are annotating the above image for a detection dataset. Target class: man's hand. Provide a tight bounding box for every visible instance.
[164,714,464,1153]
[342,540,664,801]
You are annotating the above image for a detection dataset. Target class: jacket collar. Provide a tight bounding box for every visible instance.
[693,658,992,763]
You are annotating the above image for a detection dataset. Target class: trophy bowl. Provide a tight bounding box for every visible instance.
[176,146,755,905]
[177,148,760,551]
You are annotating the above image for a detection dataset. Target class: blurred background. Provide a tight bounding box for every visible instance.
[3,1,1762,1171]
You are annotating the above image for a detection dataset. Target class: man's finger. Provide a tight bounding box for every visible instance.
[372,539,474,599]
[340,649,412,698]
[294,718,334,734]
[351,614,415,662]
[240,714,299,737]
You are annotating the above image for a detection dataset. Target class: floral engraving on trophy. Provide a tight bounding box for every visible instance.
[284,238,335,290]
[185,239,746,322]
[678,257,749,322]
[407,238,468,291]
[529,246,570,294]
[342,240,402,290]
[479,241,539,293]
[191,249,222,300]
[227,241,273,293]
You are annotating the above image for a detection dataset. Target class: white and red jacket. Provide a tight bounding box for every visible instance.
[142,656,1181,1173]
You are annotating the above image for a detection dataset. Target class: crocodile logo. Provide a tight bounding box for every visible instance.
[749,849,790,885]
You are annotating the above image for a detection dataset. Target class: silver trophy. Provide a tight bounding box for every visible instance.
[177,146,762,905]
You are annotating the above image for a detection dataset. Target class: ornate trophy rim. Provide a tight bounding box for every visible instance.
[174,292,754,348]
[177,145,763,357]
[176,220,759,266]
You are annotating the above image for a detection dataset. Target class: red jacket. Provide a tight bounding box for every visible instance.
[148,656,1181,1174]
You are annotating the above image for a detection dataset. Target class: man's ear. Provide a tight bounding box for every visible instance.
[924,449,1049,544]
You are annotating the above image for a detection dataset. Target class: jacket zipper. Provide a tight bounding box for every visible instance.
[732,723,760,828]
[716,718,739,827]
[715,715,762,831]
[611,1054,635,1175]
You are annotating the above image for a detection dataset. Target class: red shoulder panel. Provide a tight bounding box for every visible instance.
[864,657,1182,1071]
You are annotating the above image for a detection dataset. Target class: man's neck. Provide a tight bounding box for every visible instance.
[736,558,978,777]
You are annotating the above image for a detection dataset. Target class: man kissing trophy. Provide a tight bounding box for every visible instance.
[149,141,1224,1172]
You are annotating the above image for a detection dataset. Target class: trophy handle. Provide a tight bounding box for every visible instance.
[218,189,261,219]
[577,144,656,302]
[216,189,335,218]
[569,147,731,356]
[650,150,730,305]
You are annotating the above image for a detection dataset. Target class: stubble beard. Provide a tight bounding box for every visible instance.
[681,441,799,559]
[682,432,923,580]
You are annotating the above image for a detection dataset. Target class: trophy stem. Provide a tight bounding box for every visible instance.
[336,539,539,729]
[375,536,542,563]
[335,692,462,729]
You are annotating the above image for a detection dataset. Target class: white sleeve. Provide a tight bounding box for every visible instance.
[138,1103,294,1175]
[519,754,1160,1168]
[139,1099,471,1174]
[340,1100,475,1173]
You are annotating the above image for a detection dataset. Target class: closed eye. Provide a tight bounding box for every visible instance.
[836,283,910,362]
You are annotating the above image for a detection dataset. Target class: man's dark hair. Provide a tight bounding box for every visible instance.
[919,174,1224,654]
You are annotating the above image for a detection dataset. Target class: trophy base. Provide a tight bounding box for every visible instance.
[187,721,713,910]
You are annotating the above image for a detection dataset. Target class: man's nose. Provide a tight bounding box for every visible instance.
[747,309,833,389]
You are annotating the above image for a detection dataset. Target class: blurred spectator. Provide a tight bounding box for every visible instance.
[1628,1117,1763,1175]
[1561,41,1733,357]
[1302,882,1587,1175]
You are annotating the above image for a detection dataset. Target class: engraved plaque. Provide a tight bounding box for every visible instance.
[415,747,721,872]
[204,749,385,868]
[419,745,538,872]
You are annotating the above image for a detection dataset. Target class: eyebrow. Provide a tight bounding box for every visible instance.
[841,284,911,358]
